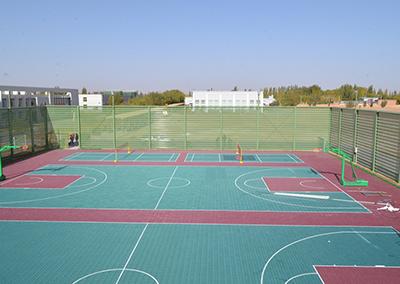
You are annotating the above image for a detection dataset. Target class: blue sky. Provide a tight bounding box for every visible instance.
[0,0,399,92]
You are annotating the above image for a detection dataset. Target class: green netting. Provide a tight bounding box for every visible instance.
[47,106,79,148]
[0,107,47,160]
[46,106,330,151]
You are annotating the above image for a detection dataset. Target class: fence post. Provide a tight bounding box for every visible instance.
[352,109,358,163]
[220,108,223,150]
[7,109,14,157]
[77,106,82,149]
[338,108,343,151]
[256,107,260,150]
[293,107,297,150]
[372,111,379,172]
[44,107,49,149]
[184,106,187,150]
[112,96,117,150]
[148,107,152,149]
[397,123,400,183]
[29,108,35,153]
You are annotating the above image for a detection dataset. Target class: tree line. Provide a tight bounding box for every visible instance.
[265,84,400,106]
[82,85,400,106]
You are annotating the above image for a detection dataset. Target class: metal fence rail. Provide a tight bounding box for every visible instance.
[330,108,400,183]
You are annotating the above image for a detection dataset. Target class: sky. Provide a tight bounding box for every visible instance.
[0,0,399,93]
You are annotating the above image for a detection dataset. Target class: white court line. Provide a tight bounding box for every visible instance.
[100,153,114,161]
[115,166,178,284]
[133,152,145,161]
[260,230,397,284]
[284,272,317,284]
[190,153,195,162]
[310,167,371,213]
[168,153,177,162]
[312,265,326,284]
[0,174,26,186]
[114,223,149,284]
[218,154,222,162]
[235,169,364,211]
[255,154,263,163]
[287,154,298,163]
[63,152,84,161]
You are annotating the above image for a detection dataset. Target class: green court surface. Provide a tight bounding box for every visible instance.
[185,153,303,163]
[0,221,398,284]
[63,152,180,162]
[0,164,367,212]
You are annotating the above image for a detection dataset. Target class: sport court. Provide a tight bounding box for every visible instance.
[0,149,399,283]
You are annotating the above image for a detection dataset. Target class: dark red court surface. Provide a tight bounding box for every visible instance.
[263,177,338,192]
[0,175,81,189]
[315,266,400,284]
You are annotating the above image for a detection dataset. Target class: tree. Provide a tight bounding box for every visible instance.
[108,91,124,105]
[81,87,87,94]
[232,86,238,91]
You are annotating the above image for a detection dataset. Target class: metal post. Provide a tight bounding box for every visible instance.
[184,106,187,150]
[293,107,297,150]
[77,105,82,149]
[44,107,49,149]
[371,111,379,172]
[148,107,152,149]
[112,95,117,151]
[352,109,358,163]
[338,108,343,151]
[29,108,35,153]
[397,123,400,183]
[220,108,223,150]
[256,107,260,150]
[7,109,14,157]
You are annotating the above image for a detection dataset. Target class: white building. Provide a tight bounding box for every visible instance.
[0,85,78,108]
[185,90,275,107]
[78,93,103,107]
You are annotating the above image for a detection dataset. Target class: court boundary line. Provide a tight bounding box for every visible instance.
[0,165,107,205]
[310,167,372,213]
[0,219,396,230]
[115,166,178,283]
[260,229,398,284]
[235,168,368,211]
[312,264,400,284]
[284,272,317,284]
[73,268,159,284]
[0,206,378,214]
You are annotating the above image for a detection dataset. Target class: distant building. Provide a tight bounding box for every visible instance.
[78,93,103,107]
[0,85,78,108]
[185,90,275,107]
[100,90,139,105]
